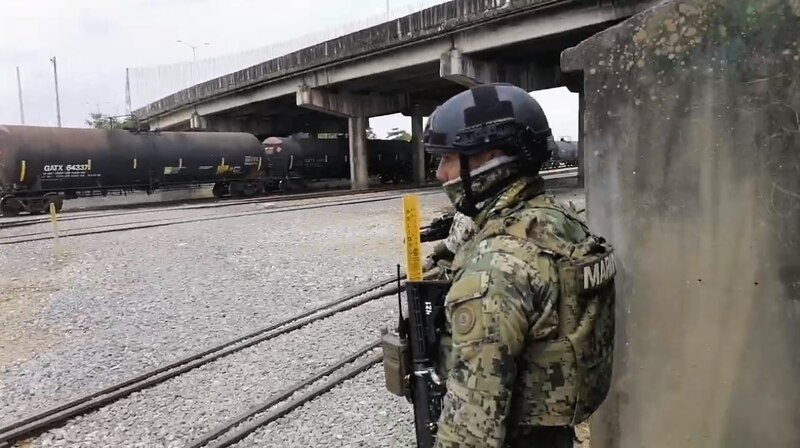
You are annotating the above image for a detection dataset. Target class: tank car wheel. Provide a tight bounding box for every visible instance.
[0,196,22,217]
[212,183,228,198]
[41,193,63,214]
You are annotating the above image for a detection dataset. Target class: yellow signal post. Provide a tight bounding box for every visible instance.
[402,194,423,281]
[49,201,61,256]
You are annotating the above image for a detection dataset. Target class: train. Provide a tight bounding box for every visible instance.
[542,138,579,170]
[0,124,578,217]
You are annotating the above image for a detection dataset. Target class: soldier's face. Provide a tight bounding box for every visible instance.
[435,150,504,183]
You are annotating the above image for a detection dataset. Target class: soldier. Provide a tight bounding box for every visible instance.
[422,83,616,448]
[423,210,478,273]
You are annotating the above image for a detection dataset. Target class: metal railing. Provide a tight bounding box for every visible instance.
[127,0,453,110]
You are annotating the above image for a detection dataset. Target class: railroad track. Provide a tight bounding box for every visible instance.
[0,187,441,245]
[0,269,434,447]
[0,168,576,231]
[187,342,383,448]
[0,184,439,231]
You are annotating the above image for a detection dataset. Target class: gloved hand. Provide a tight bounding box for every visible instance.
[423,255,436,271]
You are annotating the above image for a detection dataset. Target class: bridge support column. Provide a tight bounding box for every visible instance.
[562,1,800,447]
[348,116,369,191]
[411,107,426,185]
[577,90,585,189]
[440,48,561,91]
[297,86,414,190]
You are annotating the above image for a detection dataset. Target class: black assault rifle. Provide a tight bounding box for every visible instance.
[382,266,451,448]
[419,213,454,243]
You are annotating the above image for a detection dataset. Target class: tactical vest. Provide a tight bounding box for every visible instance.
[450,194,616,427]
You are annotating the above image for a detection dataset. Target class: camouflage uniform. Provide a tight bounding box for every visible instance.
[433,158,604,448]
[424,211,478,273]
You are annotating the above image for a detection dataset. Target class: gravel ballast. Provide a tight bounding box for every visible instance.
[1,185,585,447]
[0,189,449,429]
[23,291,408,447]
[236,360,416,448]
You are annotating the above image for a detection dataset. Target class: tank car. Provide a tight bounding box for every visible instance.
[369,140,414,184]
[543,138,579,170]
[262,134,419,189]
[0,125,265,216]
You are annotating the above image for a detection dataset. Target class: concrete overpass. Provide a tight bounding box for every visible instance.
[133,0,661,189]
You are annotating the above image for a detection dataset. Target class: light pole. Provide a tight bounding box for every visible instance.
[176,40,210,61]
[50,56,62,127]
[16,66,25,125]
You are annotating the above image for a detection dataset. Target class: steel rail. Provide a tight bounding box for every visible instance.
[204,351,384,448]
[0,189,441,245]
[188,339,383,448]
[0,273,411,446]
[0,184,439,230]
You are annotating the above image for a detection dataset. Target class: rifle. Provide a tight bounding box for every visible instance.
[419,213,454,243]
[382,271,450,448]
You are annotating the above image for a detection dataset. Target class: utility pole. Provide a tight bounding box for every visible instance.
[50,56,62,127]
[125,68,132,114]
[16,66,25,125]
[176,40,210,61]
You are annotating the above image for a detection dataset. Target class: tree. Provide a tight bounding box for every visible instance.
[386,127,411,141]
[85,112,126,129]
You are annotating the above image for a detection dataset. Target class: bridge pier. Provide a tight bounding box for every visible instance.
[297,86,412,190]
[348,116,369,191]
[410,107,426,185]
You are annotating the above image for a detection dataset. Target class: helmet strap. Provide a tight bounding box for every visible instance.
[454,153,522,218]
[457,153,480,217]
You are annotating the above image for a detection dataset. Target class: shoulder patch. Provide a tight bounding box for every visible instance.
[578,250,616,292]
[453,305,476,334]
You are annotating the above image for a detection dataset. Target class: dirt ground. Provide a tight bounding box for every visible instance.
[0,250,69,371]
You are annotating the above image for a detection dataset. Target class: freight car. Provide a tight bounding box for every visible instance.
[542,138,579,170]
[0,125,265,216]
[261,134,429,192]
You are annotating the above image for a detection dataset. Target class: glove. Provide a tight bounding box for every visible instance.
[423,255,436,271]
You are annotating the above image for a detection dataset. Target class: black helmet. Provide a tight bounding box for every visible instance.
[423,83,553,168]
[423,83,553,216]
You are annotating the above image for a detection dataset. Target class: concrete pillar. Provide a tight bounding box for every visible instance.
[298,86,414,190]
[411,108,425,185]
[348,116,369,191]
[561,1,800,447]
[577,90,585,189]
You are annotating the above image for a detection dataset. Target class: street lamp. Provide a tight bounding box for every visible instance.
[176,40,210,61]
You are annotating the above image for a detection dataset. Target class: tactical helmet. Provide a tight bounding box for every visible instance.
[423,83,554,215]
[423,83,553,167]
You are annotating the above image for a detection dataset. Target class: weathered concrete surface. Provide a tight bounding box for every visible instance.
[296,86,410,118]
[561,0,800,447]
[411,108,425,184]
[348,116,369,190]
[133,0,661,124]
[439,48,561,91]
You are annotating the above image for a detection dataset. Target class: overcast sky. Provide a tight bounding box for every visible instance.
[0,0,578,139]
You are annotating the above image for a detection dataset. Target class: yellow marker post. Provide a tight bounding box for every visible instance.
[49,201,62,256]
[49,202,59,241]
[402,194,422,282]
